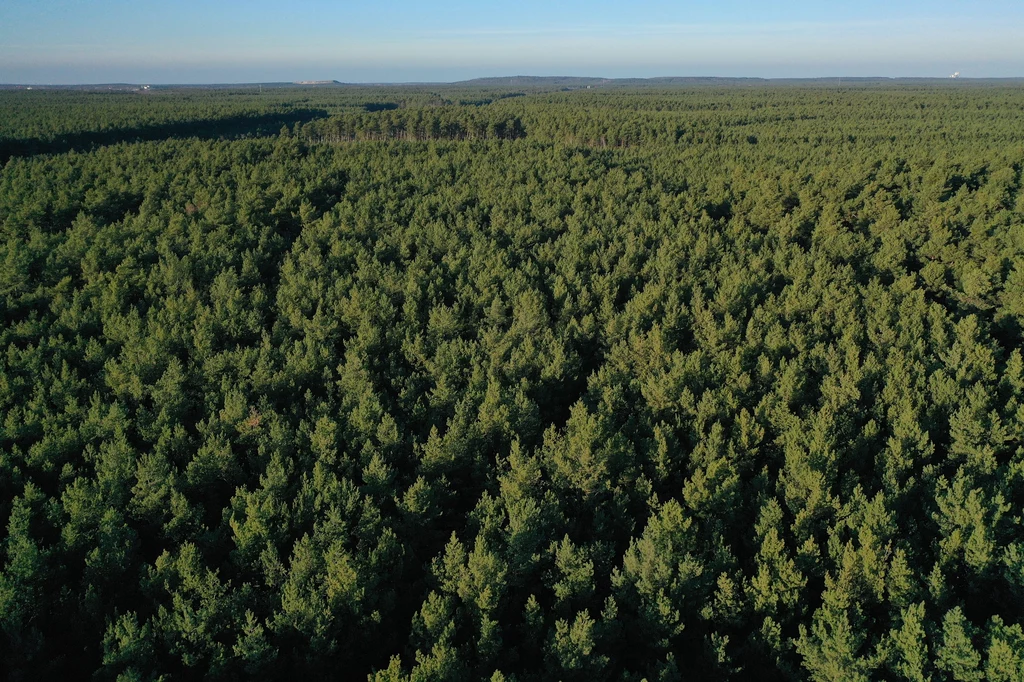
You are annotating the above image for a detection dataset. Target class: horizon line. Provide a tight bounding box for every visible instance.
[4,74,1024,88]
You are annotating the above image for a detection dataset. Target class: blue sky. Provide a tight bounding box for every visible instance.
[1,0,1023,83]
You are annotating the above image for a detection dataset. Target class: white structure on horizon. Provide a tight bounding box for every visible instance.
[950,72,961,79]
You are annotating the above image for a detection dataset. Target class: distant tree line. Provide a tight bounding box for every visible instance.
[297,108,527,142]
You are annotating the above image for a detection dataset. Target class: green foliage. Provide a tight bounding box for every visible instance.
[1,82,1024,680]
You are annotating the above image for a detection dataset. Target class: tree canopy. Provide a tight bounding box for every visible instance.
[1,82,1023,680]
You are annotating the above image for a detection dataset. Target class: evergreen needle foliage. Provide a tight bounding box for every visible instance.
[1,83,1023,680]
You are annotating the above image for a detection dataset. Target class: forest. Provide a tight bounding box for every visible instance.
[1,81,1023,681]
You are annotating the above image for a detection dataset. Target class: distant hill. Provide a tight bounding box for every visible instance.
[455,76,610,87]
[3,75,1023,91]
[455,75,1024,89]
[455,75,772,86]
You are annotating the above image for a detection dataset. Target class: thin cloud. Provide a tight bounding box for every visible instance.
[404,17,942,40]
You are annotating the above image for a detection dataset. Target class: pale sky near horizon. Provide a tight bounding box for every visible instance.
[1,0,1023,84]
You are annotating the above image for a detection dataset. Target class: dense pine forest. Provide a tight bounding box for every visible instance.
[1,82,1024,681]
